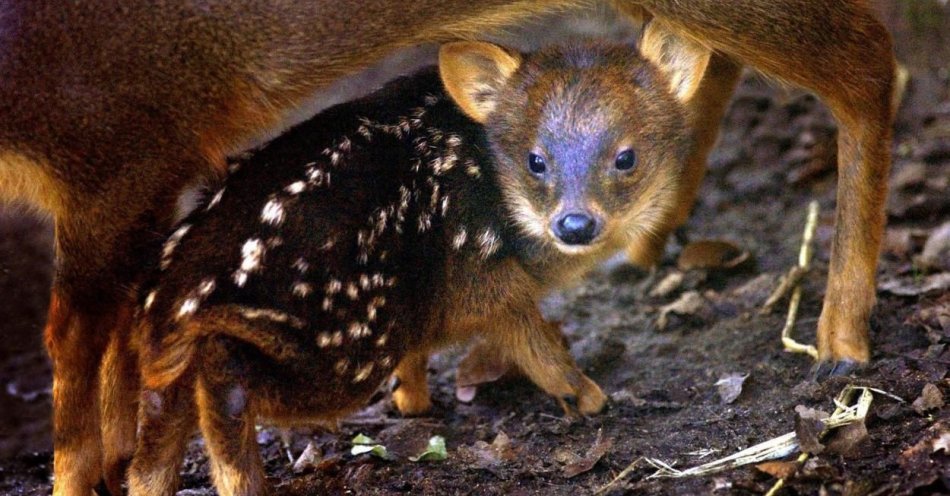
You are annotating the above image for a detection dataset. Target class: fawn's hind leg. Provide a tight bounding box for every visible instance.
[127,373,198,496]
[626,52,743,266]
[628,1,895,371]
[100,326,140,495]
[195,339,267,496]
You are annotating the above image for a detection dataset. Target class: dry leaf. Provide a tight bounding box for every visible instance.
[755,460,799,479]
[911,383,945,415]
[677,240,751,271]
[715,373,749,404]
[563,429,613,478]
[794,405,829,455]
[917,221,950,272]
[879,273,950,297]
[657,291,707,330]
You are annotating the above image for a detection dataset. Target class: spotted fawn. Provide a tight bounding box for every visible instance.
[124,39,708,494]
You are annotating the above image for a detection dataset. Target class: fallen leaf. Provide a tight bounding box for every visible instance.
[878,272,950,297]
[794,405,830,455]
[562,429,613,478]
[457,431,519,471]
[677,240,751,271]
[292,442,322,474]
[409,435,448,462]
[755,460,799,479]
[657,291,707,330]
[911,383,945,415]
[650,271,684,298]
[715,373,749,404]
[917,220,950,272]
[350,433,391,460]
[825,419,869,458]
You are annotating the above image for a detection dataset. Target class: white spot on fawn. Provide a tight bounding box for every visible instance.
[353,363,374,383]
[143,290,157,311]
[240,239,264,272]
[176,298,199,320]
[317,332,332,348]
[477,228,501,259]
[237,307,305,329]
[206,188,225,211]
[375,334,388,347]
[284,181,306,195]
[261,198,285,226]
[161,224,192,269]
[293,258,310,274]
[380,356,393,368]
[334,359,349,375]
[452,229,468,250]
[326,279,342,294]
[197,278,216,296]
[292,282,313,298]
[346,283,359,300]
[347,322,371,339]
[233,238,265,287]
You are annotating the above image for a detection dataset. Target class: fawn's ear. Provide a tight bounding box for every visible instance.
[640,21,712,104]
[439,41,522,123]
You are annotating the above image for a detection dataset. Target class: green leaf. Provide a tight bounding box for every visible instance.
[350,433,391,460]
[409,435,448,462]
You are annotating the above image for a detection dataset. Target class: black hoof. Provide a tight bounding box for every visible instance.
[811,359,863,381]
[562,394,579,409]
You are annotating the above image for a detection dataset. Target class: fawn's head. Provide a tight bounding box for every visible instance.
[439,34,708,254]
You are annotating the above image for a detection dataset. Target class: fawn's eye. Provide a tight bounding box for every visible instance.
[615,149,637,171]
[528,153,547,175]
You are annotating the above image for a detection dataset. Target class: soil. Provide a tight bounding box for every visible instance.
[1,2,948,495]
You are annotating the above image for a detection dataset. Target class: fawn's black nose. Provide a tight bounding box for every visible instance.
[553,212,600,245]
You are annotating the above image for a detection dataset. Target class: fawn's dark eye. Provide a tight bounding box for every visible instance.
[528,153,547,175]
[615,149,637,171]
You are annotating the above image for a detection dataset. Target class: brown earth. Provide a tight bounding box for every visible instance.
[1,2,948,495]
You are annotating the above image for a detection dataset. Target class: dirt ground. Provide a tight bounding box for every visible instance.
[1,2,948,495]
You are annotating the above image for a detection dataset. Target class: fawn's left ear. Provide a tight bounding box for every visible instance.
[640,20,712,104]
[439,41,522,123]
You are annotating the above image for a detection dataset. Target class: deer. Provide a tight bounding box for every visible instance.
[0,2,894,494]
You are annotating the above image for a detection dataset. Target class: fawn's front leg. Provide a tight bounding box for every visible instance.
[472,309,606,416]
[391,350,434,416]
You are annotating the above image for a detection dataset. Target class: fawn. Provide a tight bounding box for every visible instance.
[127,39,696,495]
[0,2,894,494]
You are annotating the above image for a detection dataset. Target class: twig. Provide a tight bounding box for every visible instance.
[593,457,643,495]
[763,201,820,359]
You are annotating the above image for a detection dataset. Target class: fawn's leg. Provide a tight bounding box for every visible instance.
[196,340,267,496]
[127,376,197,496]
[626,53,743,266]
[100,324,140,495]
[488,310,606,416]
[391,350,433,416]
[631,1,895,371]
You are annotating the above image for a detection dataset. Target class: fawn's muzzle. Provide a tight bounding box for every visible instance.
[553,212,600,245]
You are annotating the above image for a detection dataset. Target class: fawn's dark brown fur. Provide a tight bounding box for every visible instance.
[0,2,895,494]
[127,40,697,495]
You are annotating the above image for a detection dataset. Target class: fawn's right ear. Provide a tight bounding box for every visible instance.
[439,41,522,123]
[640,21,711,104]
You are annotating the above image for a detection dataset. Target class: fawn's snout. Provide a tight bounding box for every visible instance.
[552,210,601,245]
